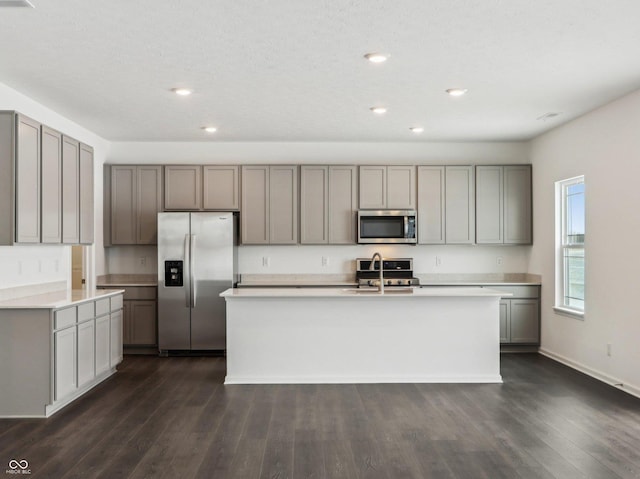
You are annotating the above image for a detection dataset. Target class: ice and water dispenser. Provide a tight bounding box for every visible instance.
[164,260,183,287]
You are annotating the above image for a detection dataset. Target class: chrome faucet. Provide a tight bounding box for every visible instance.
[369,252,384,293]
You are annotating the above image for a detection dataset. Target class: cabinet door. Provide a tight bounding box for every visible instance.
[77,319,96,387]
[445,166,475,244]
[417,166,445,244]
[270,166,298,244]
[499,300,510,343]
[62,136,80,244]
[504,165,532,244]
[122,301,132,345]
[137,166,162,244]
[510,299,539,344]
[54,326,77,401]
[328,166,357,244]
[110,309,123,367]
[164,166,202,210]
[41,125,62,243]
[130,301,157,345]
[476,166,504,244]
[79,144,94,244]
[203,166,240,210]
[241,166,269,244]
[359,166,387,209]
[95,315,110,375]
[15,114,41,243]
[300,166,329,244]
[387,166,416,209]
[111,166,137,244]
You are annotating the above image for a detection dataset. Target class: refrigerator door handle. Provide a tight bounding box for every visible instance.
[191,234,197,308]
[184,233,190,308]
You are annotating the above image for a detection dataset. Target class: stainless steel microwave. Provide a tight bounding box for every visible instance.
[357,210,417,244]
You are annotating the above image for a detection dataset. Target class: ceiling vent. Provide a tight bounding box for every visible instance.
[0,0,35,7]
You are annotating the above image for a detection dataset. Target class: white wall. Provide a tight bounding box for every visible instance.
[529,88,640,396]
[0,82,111,292]
[105,140,531,276]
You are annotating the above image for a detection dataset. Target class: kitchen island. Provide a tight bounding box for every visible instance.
[220,287,506,385]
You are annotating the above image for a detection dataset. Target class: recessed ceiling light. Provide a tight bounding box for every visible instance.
[446,88,468,97]
[172,88,193,96]
[410,127,424,133]
[364,53,389,63]
[202,126,217,133]
[370,106,387,114]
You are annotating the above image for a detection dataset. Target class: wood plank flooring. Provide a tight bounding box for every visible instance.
[2,353,640,478]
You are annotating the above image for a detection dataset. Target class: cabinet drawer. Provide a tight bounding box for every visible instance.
[123,287,156,300]
[111,294,124,311]
[95,298,110,317]
[490,285,539,299]
[77,302,95,322]
[54,306,77,329]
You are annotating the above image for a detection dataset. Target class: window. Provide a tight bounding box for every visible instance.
[556,176,585,316]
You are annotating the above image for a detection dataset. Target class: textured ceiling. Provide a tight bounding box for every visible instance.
[1,0,640,142]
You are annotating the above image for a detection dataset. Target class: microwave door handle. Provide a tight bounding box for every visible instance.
[404,216,409,238]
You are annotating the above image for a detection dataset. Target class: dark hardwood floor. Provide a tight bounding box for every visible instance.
[2,354,640,478]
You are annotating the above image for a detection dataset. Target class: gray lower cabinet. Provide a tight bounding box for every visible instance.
[476,165,532,244]
[359,165,416,209]
[106,165,162,245]
[241,165,298,244]
[62,135,80,244]
[496,286,540,345]
[98,285,157,348]
[417,166,474,244]
[300,165,357,244]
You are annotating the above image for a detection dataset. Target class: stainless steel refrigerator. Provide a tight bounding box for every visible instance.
[157,212,237,353]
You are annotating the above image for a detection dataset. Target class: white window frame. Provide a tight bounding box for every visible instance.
[554,175,585,319]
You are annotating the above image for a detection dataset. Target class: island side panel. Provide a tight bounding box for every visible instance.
[225,296,501,384]
[0,309,51,417]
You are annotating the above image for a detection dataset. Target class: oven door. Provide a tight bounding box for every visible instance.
[357,211,417,244]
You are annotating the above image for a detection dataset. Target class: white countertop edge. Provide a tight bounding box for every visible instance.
[224,374,504,384]
[0,288,125,309]
[220,286,509,299]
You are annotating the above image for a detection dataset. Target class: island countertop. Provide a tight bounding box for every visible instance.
[0,288,125,309]
[220,286,509,299]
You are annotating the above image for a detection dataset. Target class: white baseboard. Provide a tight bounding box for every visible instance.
[224,374,504,385]
[539,348,640,400]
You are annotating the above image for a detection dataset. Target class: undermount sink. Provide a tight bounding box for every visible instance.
[342,288,414,295]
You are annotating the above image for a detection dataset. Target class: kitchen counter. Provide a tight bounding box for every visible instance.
[0,288,125,310]
[97,274,157,287]
[221,286,505,385]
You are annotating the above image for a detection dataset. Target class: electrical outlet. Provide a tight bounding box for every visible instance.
[435,256,442,267]
[139,257,146,267]
[497,256,503,266]
[607,343,612,357]
[321,256,329,267]
[262,256,270,267]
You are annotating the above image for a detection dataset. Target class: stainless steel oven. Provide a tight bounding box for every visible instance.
[357,210,417,244]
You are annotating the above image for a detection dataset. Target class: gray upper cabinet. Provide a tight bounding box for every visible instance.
[476,165,532,245]
[203,165,240,210]
[300,165,357,244]
[241,165,298,244]
[417,166,445,244]
[445,166,475,244]
[79,143,94,244]
[359,165,415,209]
[107,165,162,245]
[41,126,62,243]
[61,135,80,244]
[16,114,42,244]
[164,166,202,210]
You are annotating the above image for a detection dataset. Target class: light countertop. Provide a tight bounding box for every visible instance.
[96,274,157,287]
[221,286,509,299]
[0,288,125,309]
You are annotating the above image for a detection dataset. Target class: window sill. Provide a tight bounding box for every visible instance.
[554,306,584,320]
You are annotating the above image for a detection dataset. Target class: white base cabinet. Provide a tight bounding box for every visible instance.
[0,292,124,418]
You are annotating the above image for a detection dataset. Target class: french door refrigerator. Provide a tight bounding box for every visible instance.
[157,212,237,354]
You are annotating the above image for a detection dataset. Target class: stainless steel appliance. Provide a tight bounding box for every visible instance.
[357,210,417,244]
[157,212,237,354]
[355,257,421,288]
